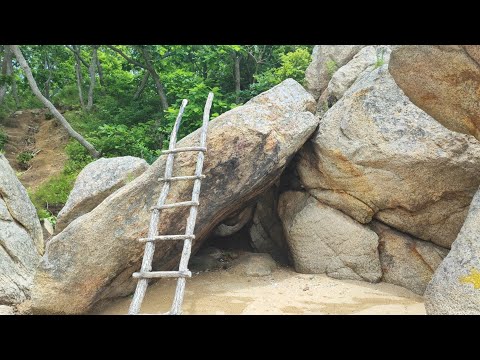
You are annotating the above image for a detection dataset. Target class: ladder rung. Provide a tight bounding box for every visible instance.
[162,147,207,154]
[138,235,195,243]
[151,201,199,211]
[133,270,192,279]
[158,175,205,182]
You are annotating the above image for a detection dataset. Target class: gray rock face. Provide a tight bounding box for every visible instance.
[425,188,480,314]
[305,45,365,100]
[371,221,448,295]
[389,45,480,140]
[228,253,277,277]
[317,46,392,114]
[0,154,42,305]
[278,191,382,282]
[31,79,318,314]
[0,305,15,315]
[297,66,480,248]
[213,205,254,237]
[55,156,149,233]
[249,185,289,264]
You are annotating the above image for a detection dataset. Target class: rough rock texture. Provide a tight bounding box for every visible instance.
[305,45,365,100]
[425,188,480,314]
[0,155,42,305]
[0,155,43,252]
[55,156,149,233]
[249,184,289,264]
[278,191,381,282]
[389,45,480,140]
[213,205,254,237]
[228,253,277,277]
[31,79,318,314]
[317,46,392,114]
[371,221,448,295]
[0,305,15,315]
[297,65,480,248]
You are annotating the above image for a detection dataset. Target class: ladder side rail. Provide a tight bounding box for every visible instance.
[128,99,188,315]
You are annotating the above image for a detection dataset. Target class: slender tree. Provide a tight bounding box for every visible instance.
[0,45,13,106]
[86,46,97,111]
[107,45,169,110]
[10,45,100,158]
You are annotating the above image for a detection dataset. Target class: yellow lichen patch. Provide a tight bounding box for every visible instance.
[460,268,480,289]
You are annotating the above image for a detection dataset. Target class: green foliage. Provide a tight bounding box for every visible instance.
[0,128,7,151]
[375,49,386,69]
[4,45,315,217]
[326,60,338,78]
[16,151,34,169]
[29,171,78,217]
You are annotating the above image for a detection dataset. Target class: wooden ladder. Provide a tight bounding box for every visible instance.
[128,92,214,315]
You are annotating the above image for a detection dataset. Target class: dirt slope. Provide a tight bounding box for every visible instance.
[1,109,69,191]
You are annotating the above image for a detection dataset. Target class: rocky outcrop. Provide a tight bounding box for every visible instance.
[278,191,382,282]
[305,45,365,100]
[31,79,318,314]
[317,45,392,114]
[389,45,480,140]
[249,185,289,264]
[371,221,448,295]
[425,188,480,314]
[0,154,42,305]
[297,65,480,248]
[55,156,149,233]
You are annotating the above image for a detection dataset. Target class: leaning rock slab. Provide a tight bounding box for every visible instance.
[389,45,480,140]
[425,188,480,314]
[0,155,42,305]
[297,65,480,248]
[371,221,448,295]
[55,156,148,233]
[278,191,381,282]
[305,45,365,100]
[31,79,318,314]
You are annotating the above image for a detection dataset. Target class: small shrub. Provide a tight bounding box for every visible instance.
[374,49,386,69]
[29,172,78,217]
[326,60,338,78]
[0,129,7,151]
[16,151,34,169]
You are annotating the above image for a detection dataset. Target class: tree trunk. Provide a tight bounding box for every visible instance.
[11,72,19,109]
[133,71,149,100]
[44,57,51,100]
[86,46,97,111]
[138,46,169,110]
[234,53,241,103]
[10,45,100,159]
[96,54,104,87]
[73,45,85,110]
[0,45,13,106]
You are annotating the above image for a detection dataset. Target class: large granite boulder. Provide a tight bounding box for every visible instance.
[0,154,42,305]
[389,45,480,140]
[371,221,448,295]
[297,65,480,248]
[31,79,318,314]
[55,156,149,233]
[425,187,480,314]
[278,191,382,282]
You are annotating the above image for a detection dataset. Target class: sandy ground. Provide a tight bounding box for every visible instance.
[94,266,425,315]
